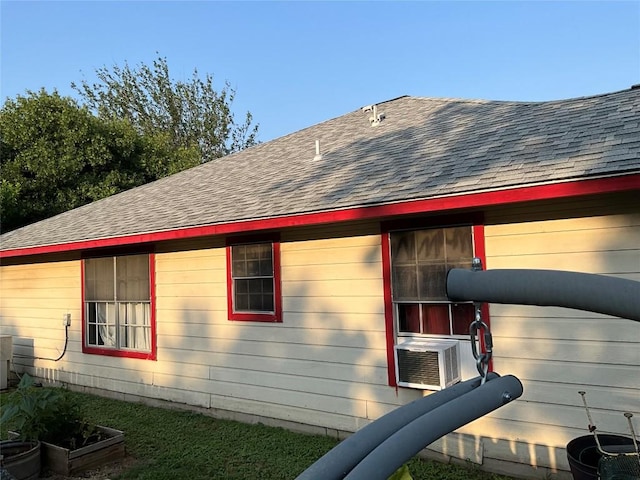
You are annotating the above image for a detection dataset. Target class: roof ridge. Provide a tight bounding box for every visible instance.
[408,86,639,106]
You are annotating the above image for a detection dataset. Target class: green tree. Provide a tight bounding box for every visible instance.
[0,89,200,232]
[72,55,259,161]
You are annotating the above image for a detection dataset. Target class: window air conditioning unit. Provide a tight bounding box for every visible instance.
[395,338,461,390]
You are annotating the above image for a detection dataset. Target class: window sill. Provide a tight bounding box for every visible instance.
[82,346,156,360]
[228,312,281,322]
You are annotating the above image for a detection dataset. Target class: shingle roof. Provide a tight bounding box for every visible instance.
[2,88,640,253]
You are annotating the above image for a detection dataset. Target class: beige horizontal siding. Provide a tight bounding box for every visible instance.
[1,298,78,310]
[0,261,82,369]
[155,251,223,273]
[515,380,638,412]
[484,401,635,445]
[487,225,638,257]
[155,296,222,312]
[207,393,364,432]
[1,286,79,300]
[490,314,638,342]
[285,262,382,281]
[203,351,388,384]
[160,323,386,349]
[493,357,639,389]
[455,417,583,473]
[160,312,387,331]
[284,296,385,314]
[495,338,638,364]
[0,275,79,288]
[156,283,224,298]
[478,203,640,465]
[158,337,387,367]
[0,261,79,278]
[150,225,404,426]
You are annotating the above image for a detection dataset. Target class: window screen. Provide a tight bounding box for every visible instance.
[390,226,474,336]
[231,243,275,313]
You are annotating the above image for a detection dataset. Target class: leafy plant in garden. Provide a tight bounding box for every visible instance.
[389,464,413,479]
[0,373,98,447]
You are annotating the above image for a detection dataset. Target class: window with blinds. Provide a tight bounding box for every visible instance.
[84,254,152,353]
[226,238,282,322]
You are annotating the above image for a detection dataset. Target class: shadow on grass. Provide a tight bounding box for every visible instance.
[3,388,517,480]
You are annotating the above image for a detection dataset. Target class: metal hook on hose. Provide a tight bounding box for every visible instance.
[468,258,493,384]
[469,304,493,383]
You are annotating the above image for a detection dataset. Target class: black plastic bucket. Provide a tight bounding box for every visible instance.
[566,434,637,480]
[0,440,41,480]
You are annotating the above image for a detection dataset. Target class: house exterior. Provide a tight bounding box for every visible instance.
[1,88,639,479]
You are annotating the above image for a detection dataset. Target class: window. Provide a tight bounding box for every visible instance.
[82,253,156,359]
[390,226,475,336]
[382,217,487,387]
[226,237,282,322]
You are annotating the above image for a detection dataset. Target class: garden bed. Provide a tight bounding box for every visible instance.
[41,426,125,476]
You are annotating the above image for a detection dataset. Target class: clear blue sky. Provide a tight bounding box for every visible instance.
[2,1,639,142]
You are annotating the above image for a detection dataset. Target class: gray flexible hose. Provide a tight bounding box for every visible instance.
[296,373,499,480]
[344,375,523,480]
[447,269,640,322]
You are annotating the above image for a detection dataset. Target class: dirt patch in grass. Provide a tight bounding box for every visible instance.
[39,454,139,480]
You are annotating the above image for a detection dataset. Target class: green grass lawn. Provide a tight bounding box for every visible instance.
[1,388,517,480]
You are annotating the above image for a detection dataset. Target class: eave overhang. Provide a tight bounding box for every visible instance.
[1,173,639,260]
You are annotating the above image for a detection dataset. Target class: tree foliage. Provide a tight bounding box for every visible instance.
[0,89,200,232]
[72,55,259,161]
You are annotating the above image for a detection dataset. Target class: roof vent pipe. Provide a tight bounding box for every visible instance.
[362,104,385,126]
[313,140,323,161]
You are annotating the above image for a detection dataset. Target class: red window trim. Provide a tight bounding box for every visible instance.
[81,253,157,360]
[381,214,488,386]
[225,234,282,323]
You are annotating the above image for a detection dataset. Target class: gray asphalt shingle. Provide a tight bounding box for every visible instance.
[2,88,639,252]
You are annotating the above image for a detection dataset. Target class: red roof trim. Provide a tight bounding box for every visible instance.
[2,175,639,259]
